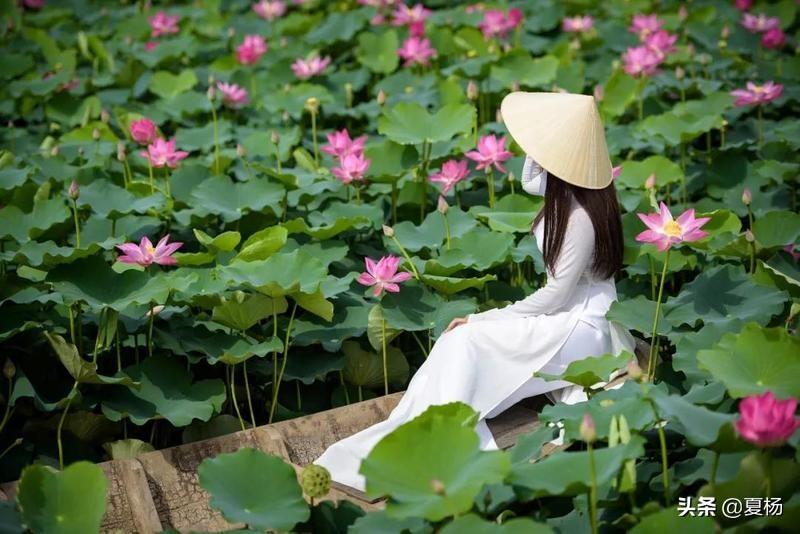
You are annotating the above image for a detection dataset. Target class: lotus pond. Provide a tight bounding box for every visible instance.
[1,0,799,532]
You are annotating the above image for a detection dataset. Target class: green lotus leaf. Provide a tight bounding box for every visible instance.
[663,265,788,329]
[647,387,736,447]
[233,226,288,262]
[190,175,284,222]
[356,29,399,74]
[671,319,745,387]
[349,510,430,534]
[292,305,369,351]
[45,332,138,387]
[149,69,198,99]
[391,208,478,252]
[751,210,800,248]
[212,294,288,332]
[156,324,283,365]
[263,83,334,120]
[600,70,641,120]
[697,323,800,398]
[754,255,800,298]
[283,350,346,385]
[360,402,510,521]
[341,340,409,389]
[47,256,198,311]
[615,155,683,189]
[380,285,476,335]
[420,273,496,295]
[535,351,634,389]
[17,462,106,534]
[0,199,70,242]
[508,426,559,465]
[0,239,115,268]
[378,102,474,146]
[510,436,645,496]
[281,214,372,240]
[194,229,241,253]
[240,127,301,161]
[198,448,309,531]
[221,248,327,297]
[0,167,30,191]
[101,355,226,426]
[182,415,244,444]
[77,180,162,219]
[440,514,553,534]
[306,10,367,44]
[629,506,716,533]
[364,140,418,179]
[606,295,669,336]
[293,287,334,321]
[638,109,724,145]
[366,304,401,352]
[102,438,155,460]
[490,52,558,89]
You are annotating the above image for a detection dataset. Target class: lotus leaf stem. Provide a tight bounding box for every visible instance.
[647,248,670,381]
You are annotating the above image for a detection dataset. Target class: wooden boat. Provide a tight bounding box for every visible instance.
[0,341,649,533]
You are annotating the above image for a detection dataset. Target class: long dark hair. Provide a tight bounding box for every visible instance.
[531,173,623,280]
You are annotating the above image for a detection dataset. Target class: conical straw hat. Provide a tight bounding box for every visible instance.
[500,91,612,189]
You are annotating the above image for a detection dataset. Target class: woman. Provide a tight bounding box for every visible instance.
[313,91,636,492]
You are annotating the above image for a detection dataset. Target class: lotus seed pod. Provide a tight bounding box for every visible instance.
[429,478,445,494]
[376,89,386,106]
[626,359,643,381]
[300,464,331,498]
[117,142,126,162]
[3,358,15,380]
[744,229,755,243]
[675,66,685,80]
[741,187,752,206]
[304,97,320,113]
[580,413,597,443]
[437,195,448,214]
[382,224,395,237]
[68,180,80,200]
[466,80,478,101]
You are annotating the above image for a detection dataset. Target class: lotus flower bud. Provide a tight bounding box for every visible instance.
[145,305,165,317]
[611,59,621,70]
[675,66,685,80]
[282,111,290,123]
[100,109,110,123]
[236,143,246,157]
[741,187,752,206]
[377,89,386,106]
[382,224,395,237]
[721,25,730,39]
[645,174,656,190]
[78,147,85,158]
[508,171,515,183]
[678,5,688,20]
[437,195,448,214]
[511,80,520,92]
[227,27,236,38]
[279,37,288,48]
[92,128,101,140]
[0,151,13,168]
[626,359,643,381]
[300,464,331,499]
[207,85,216,101]
[50,146,60,157]
[580,413,597,443]
[496,109,503,124]
[3,358,15,379]
[117,142,126,162]
[271,131,280,144]
[40,136,55,152]
[429,478,445,494]
[124,35,133,46]
[569,38,581,51]
[744,229,755,243]
[68,180,80,200]
[467,80,478,101]
[593,84,604,102]
[304,97,319,114]
[208,74,215,85]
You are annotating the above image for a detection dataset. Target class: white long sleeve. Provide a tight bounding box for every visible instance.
[520,155,547,196]
[467,201,595,323]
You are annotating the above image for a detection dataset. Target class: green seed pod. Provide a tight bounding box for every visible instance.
[300,464,331,499]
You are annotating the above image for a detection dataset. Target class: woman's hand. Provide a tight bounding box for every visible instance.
[444,316,468,333]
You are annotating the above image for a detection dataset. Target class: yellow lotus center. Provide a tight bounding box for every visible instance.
[753,85,764,93]
[145,244,156,255]
[664,220,682,238]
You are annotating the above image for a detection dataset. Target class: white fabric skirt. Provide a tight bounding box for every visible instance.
[313,308,618,491]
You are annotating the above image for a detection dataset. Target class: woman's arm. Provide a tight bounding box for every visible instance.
[466,204,595,322]
[520,155,547,196]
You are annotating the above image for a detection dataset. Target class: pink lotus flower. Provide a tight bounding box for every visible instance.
[332,153,371,184]
[148,12,179,38]
[629,14,663,40]
[144,41,159,52]
[216,81,249,108]
[357,255,413,297]
[140,138,189,169]
[761,27,786,49]
[291,55,332,80]
[635,201,710,251]
[116,235,183,267]
[735,0,753,10]
[645,30,678,59]
[784,244,800,262]
[735,391,800,447]
[397,36,436,66]
[622,45,662,77]
[429,159,470,194]
[466,135,513,173]
[322,129,367,159]
[391,3,431,27]
[236,35,268,65]
[408,20,426,37]
[478,8,523,39]
[612,165,622,180]
[358,0,398,6]
[253,0,286,20]
[741,13,780,33]
[562,15,594,33]
[129,118,158,145]
[22,0,45,8]
[730,81,784,106]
